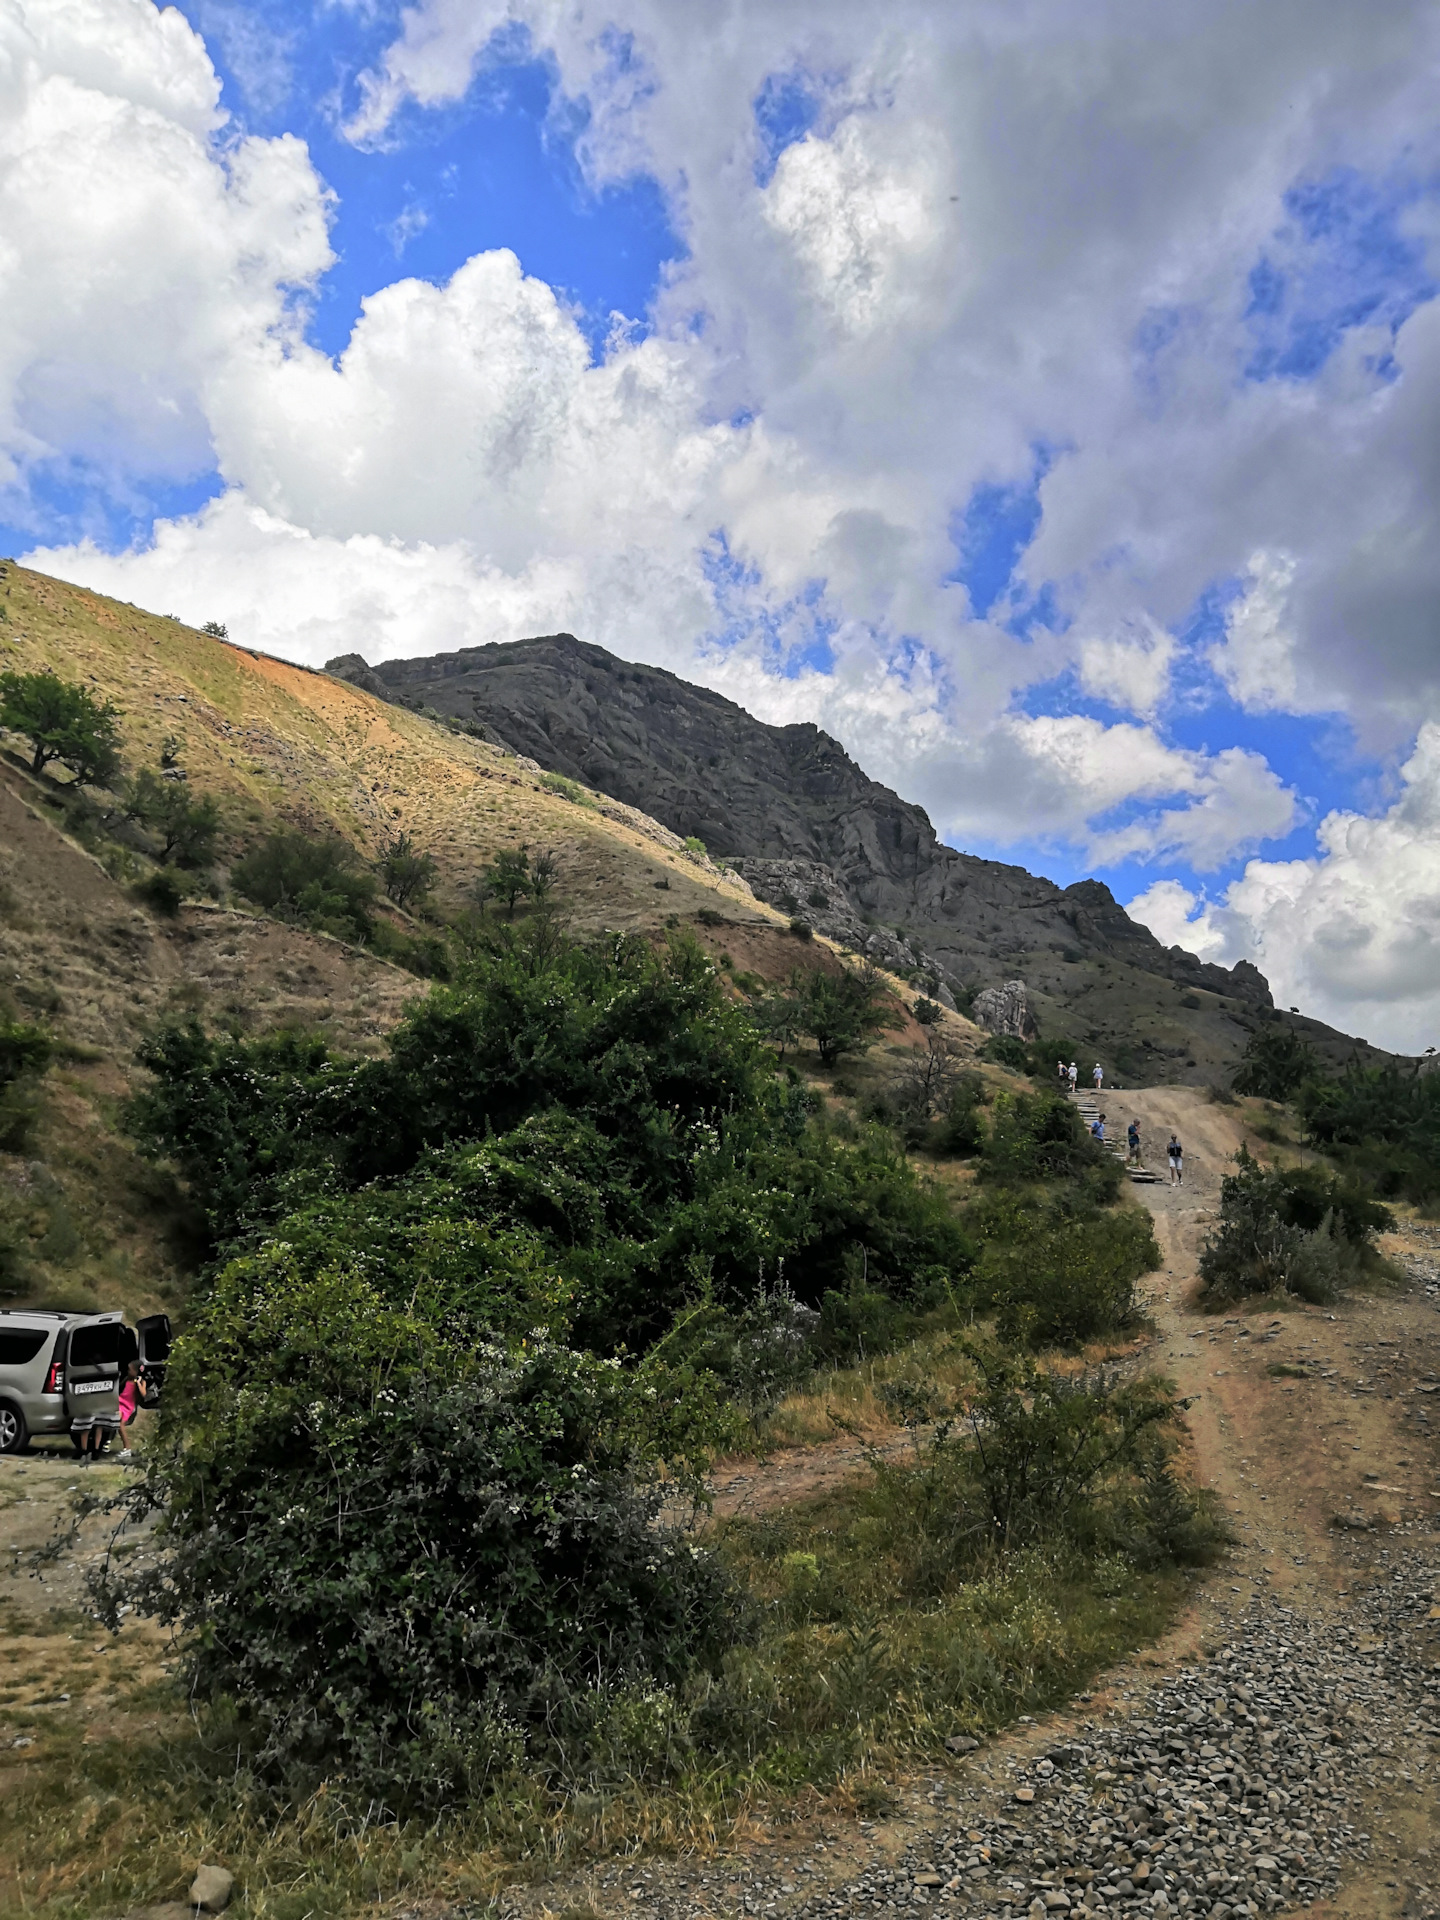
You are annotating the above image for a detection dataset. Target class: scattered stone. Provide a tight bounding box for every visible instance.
[948,1736,982,1755]
[188,1867,234,1913]
[772,1551,1440,1920]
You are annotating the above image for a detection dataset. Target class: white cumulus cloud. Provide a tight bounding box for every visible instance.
[7,0,1440,1040]
[1127,724,1440,1050]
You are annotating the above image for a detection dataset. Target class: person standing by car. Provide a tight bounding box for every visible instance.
[115,1359,150,1462]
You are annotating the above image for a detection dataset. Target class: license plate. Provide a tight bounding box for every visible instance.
[72,1380,110,1395]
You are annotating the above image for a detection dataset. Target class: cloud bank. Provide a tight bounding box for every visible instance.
[5,0,1440,1047]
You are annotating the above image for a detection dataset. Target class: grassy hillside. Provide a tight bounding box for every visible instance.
[0,562,974,1321]
[0,563,774,928]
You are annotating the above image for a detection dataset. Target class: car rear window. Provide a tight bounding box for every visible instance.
[68,1323,127,1368]
[0,1329,50,1367]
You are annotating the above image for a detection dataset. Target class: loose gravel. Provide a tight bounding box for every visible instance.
[565,1552,1440,1920]
[797,1561,1440,1920]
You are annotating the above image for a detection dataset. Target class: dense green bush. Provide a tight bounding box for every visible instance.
[979,1089,1120,1191]
[0,1019,51,1089]
[1298,1060,1440,1202]
[975,1207,1158,1347]
[952,1340,1202,1550]
[124,768,221,867]
[127,930,972,1350]
[936,1072,987,1155]
[1232,1023,1317,1101]
[0,1017,51,1154]
[1197,1147,1393,1304]
[980,1033,1030,1072]
[792,962,902,1065]
[231,828,377,940]
[99,1268,740,1808]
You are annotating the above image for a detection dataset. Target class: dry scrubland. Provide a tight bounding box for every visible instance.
[0,570,1435,1920]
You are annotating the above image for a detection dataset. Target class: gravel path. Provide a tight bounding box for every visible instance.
[495,1090,1440,1920]
[781,1567,1439,1918]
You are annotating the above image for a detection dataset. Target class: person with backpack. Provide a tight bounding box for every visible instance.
[1167,1133,1184,1185]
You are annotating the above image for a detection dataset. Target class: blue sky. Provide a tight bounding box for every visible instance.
[7,0,1440,1045]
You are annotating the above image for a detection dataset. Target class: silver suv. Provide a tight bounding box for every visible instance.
[0,1310,170,1454]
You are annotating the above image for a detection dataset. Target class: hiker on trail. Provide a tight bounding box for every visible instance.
[1057,1059,1067,1094]
[1068,1061,1078,1093]
[1092,1062,1104,1090]
[1127,1117,1141,1165]
[1091,1113,1106,1142]
[1167,1133,1184,1185]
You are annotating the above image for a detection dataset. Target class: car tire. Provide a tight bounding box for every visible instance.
[0,1402,28,1454]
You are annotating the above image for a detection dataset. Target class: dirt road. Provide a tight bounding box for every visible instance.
[2,1089,1436,1920]
[506,1087,1440,1920]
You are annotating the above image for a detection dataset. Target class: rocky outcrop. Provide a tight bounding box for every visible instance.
[726,856,956,991]
[325,653,393,702]
[362,633,1391,1083]
[971,980,1037,1040]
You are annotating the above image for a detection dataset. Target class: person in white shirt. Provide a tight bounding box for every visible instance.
[1092,1062,1104,1090]
[1067,1061,1078,1093]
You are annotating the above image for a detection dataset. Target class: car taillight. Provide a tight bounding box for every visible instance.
[44,1361,63,1394]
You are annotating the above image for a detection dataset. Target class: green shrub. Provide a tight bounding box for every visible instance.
[788,917,814,940]
[232,827,376,940]
[1298,1060,1440,1203]
[976,1207,1158,1347]
[540,771,595,808]
[936,1073,987,1156]
[793,962,902,1065]
[0,1080,39,1154]
[367,916,451,978]
[124,768,221,867]
[0,1197,27,1296]
[99,1275,741,1808]
[979,1090,1118,1190]
[0,1018,51,1154]
[131,866,191,915]
[1232,1022,1317,1100]
[0,668,122,787]
[0,1019,51,1089]
[475,846,533,915]
[1197,1147,1393,1304]
[950,1340,1202,1549]
[980,1033,1030,1072]
[377,830,438,909]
